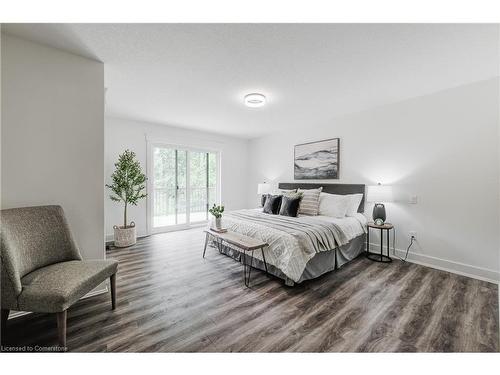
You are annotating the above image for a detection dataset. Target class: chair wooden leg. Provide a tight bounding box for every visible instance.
[56,310,67,349]
[1,309,9,332]
[110,273,116,310]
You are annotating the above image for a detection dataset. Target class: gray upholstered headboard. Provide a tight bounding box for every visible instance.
[278,182,366,213]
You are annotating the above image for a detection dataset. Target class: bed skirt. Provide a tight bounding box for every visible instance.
[214,233,366,286]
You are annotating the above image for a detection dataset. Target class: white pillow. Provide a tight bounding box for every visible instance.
[273,188,297,195]
[318,193,350,218]
[345,193,363,216]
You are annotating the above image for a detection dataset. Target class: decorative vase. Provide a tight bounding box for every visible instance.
[372,204,386,224]
[113,221,137,247]
[215,217,222,229]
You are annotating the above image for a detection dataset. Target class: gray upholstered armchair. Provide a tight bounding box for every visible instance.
[1,205,118,349]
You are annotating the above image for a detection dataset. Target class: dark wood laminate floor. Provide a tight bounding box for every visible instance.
[2,228,498,352]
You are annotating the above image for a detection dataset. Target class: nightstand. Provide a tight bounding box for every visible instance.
[366,222,393,263]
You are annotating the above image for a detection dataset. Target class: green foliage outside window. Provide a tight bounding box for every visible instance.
[153,148,217,216]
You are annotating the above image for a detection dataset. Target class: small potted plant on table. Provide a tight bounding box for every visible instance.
[209,204,225,230]
[106,149,147,247]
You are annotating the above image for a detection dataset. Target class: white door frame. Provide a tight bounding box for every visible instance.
[146,140,221,235]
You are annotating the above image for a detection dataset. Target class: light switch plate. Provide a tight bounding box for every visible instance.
[409,195,418,204]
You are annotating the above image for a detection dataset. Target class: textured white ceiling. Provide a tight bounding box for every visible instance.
[3,23,499,138]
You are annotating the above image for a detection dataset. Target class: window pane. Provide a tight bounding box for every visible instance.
[208,153,217,207]
[153,147,176,227]
[176,150,187,225]
[189,151,208,222]
[152,147,217,228]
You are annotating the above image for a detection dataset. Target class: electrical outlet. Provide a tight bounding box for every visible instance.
[409,231,417,240]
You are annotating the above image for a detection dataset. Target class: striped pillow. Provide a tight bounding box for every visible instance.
[297,187,323,216]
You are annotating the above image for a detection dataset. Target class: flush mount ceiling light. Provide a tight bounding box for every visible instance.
[244,93,266,108]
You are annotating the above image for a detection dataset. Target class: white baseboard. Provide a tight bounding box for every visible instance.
[368,243,499,284]
[7,286,109,320]
[106,224,206,242]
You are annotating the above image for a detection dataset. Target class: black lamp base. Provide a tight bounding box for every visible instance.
[372,203,386,224]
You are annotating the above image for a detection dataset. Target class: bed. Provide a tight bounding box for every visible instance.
[216,183,367,286]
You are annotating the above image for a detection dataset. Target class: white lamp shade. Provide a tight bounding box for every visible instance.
[367,184,393,203]
[257,183,272,195]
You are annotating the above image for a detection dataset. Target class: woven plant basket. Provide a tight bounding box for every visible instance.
[113,221,136,247]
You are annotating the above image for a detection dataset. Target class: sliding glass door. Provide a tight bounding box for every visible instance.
[152,147,187,227]
[150,144,218,231]
[189,151,218,223]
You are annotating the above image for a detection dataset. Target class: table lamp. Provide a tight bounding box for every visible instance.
[366,183,393,225]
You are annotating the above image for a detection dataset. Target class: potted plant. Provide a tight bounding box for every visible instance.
[106,149,147,247]
[209,204,224,229]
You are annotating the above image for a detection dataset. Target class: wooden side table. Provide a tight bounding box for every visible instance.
[366,222,393,263]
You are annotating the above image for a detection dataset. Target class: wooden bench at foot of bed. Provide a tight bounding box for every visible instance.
[203,229,269,287]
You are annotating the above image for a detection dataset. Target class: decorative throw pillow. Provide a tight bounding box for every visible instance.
[279,195,302,217]
[284,191,303,199]
[263,194,282,214]
[262,189,294,207]
[261,194,267,207]
[345,193,364,216]
[266,190,300,210]
[275,188,297,195]
[318,193,350,218]
[297,187,323,216]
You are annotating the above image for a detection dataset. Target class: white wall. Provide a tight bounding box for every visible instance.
[1,34,105,262]
[248,78,500,283]
[105,117,249,239]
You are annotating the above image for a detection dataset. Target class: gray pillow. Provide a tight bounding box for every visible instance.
[263,194,282,215]
[279,195,302,217]
[263,189,298,207]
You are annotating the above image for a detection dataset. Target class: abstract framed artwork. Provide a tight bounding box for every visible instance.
[294,138,340,179]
